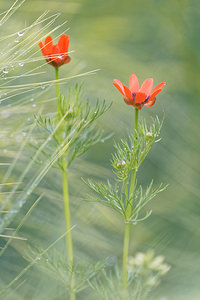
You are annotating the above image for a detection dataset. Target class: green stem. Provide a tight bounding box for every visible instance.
[62,159,75,300]
[122,108,139,299]
[129,108,139,197]
[55,68,75,300]
[122,222,130,293]
[55,67,61,118]
[134,108,139,140]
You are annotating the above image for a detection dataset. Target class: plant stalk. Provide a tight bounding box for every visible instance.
[122,222,130,292]
[122,108,139,299]
[62,159,75,300]
[55,67,61,118]
[55,67,75,300]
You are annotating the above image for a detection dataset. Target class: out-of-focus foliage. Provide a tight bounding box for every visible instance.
[0,0,200,299]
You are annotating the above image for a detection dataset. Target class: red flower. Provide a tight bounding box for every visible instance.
[113,74,166,109]
[39,34,71,68]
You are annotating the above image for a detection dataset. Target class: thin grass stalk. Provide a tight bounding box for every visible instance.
[55,68,75,300]
[122,108,139,298]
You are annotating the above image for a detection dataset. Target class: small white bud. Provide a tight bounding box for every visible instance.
[146,132,153,137]
[117,160,126,168]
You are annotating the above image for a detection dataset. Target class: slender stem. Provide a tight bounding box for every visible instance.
[55,67,61,118]
[55,68,75,300]
[122,108,139,299]
[62,160,74,265]
[122,222,130,292]
[134,108,139,139]
[62,159,75,300]
[129,108,139,197]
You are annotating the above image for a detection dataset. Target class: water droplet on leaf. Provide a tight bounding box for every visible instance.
[18,30,25,37]
[3,67,9,74]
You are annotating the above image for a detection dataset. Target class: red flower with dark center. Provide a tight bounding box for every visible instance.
[39,34,71,68]
[113,74,166,109]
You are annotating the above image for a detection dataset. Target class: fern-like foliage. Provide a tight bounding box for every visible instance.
[85,179,167,223]
[85,116,167,224]
[25,248,105,294]
[32,84,111,170]
[112,116,162,182]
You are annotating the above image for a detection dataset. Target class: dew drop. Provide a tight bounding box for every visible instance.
[32,103,36,107]
[18,29,25,37]
[101,139,104,143]
[18,61,24,67]
[30,98,34,102]
[41,85,45,90]
[15,38,19,43]
[3,67,9,74]
[3,149,7,153]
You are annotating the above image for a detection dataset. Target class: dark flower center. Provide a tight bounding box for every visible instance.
[132,93,150,103]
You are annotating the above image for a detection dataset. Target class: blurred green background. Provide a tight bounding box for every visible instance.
[0,0,200,299]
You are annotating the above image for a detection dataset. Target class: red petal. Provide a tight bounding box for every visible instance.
[135,92,146,104]
[53,45,60,54]
[129,74,139,93]
[50,45,60,66]
[64,56,71,64]
[39,41,47,56]
[113,79,125,96]
[148,88,163,101]
[151,82,166,94]
[124,97,134,105]
[44,36,53,54]
[140,78,154,96]
[123,85,133,100]
[144,97,156,107]
[58,34,69,53]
